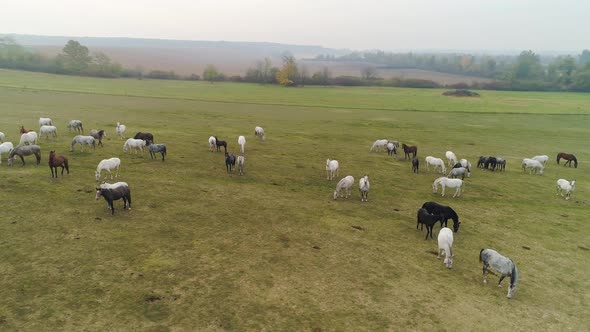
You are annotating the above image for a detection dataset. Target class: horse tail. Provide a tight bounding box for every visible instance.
[479,249,485,263]
[64,158,69,172]
[556,153,560,164]
[510,262,518,286]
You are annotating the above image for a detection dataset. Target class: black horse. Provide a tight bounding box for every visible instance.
[215,136,227,153]
[484,156,497,171]
[95,184,131,215]
[225,152,236,173]
[402,143,418,159]
[417,208,445,240]
[134,132,154,143]
[557,152,578,168]
[412,157,420,173]
[421,201,460,232]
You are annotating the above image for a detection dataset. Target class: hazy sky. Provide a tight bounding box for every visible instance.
[4,0,589,52]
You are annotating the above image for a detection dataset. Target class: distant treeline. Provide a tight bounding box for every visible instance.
[1,36,590,92]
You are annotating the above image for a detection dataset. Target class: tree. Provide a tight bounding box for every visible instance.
[361,66,378,80]
[311,67,331,85]
[203,64,220,83]
[571,63,590,91]
[59,40,91,73]
[513,50,543,80]
[276,56,298,86]
[552,56,577,85]
[579,50,590,65]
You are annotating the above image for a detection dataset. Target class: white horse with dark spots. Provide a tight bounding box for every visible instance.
[448,167,468,180]
[39,117,52,127]
[39,125,58,140]
[19,132,38,146]
[326,159,339,180]
[425,156,446,174]
[238,135,246,154]
[480,249,519,299]
[437,227,454,268]
[0,142,14,164]
[208,136,216,152]
[71,135,96,152]
[333,175,354,200]
[95,157,121,181]
[116,122,126,139]
[7,144,41,166]
[67,120,84,133]
[445,151,457,167]
[556,179,575,200]
[370,139,388,152]
[359,175,370,202]
[432,177,464,197]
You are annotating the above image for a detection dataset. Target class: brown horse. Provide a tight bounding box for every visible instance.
[49,151,69,178]
[402,143,418,159]
[19,125,32,134]
[557,152,578,168]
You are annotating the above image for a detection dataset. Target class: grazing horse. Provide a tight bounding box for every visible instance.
[123,138,146,154]
[254,126,266,140]
[238,135,246,154]
[448,166,468,180]
[214,136,227,153]
[496,158,506,172]
[71,135,96,152]
[445,151,457,167]
[7,144,41,166]
[532,155,549,165]
[39,125,58,140]
[326,159,339,180]
[477,156,488,169]
[0,131,4,142]
[95,183,131,215]
[19,125,32,134]
[208,136,217,152]
[116,122,126,139]
[556,179,575,200]
[0,142,14,164]
[333,175,355,200]
[432,177,464,198]
[484,156,497,171]
[386,142,398,157]
[19,132,38,145]
[134,132,154,143]
[412,157,420,173]
[437,228,454,268]
[425,156,446,174]
[416,208,445,240]
[89,129,106,147]
[370,139,388,152]
[556,152,577,168]
[48,151,69,178]
[67,120,84,133]
[95,157,121,181]
[402,143,418,159]
[421,201,460,232]
[147,142,167,161]
[359,175,370,202]
[459,159,472,173]
[39,117,52,127]
[480,249,519,299]
[522,158,544,175]
[225,152,236,173]
[237,155,245,175]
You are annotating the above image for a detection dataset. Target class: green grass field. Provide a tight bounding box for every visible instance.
[0,69,588,331]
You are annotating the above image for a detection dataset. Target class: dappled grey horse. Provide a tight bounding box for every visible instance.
[147,142,167,161]
[480,249,519,299]
[8,144,41,166]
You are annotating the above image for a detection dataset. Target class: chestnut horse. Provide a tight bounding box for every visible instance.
[402,143,418,159]
[19,125,32,134]
[556,152,577,168]
[48,151,69,178]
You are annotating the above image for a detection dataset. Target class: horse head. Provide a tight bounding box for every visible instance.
[95,187,102,200]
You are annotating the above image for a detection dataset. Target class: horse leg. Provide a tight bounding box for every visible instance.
[483,264,489,284]
[19,155,25,166]
[498,275,506,287]
[441,185,445,196]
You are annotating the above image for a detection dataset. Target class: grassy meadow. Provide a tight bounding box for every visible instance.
[0,69,589,331]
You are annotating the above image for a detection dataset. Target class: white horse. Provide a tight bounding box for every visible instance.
[432,177,464,197]
[100,181,129,189]
[95,157,121,181]
[238,135,246,154]
[386,142,398,157]
[0,131,5,142]
[116,122,126,139]
[326,159,339,180]
[556,179,575,200]
[334,175,355,200]
[532,155,549,165]
[18,132,38,146]
[67,120,84,133]
[39,125,58,139]
[123,138,146,154]
[0,142,14,164]
[254,126,265,140]
[370,139,388,152]
[445,151,457,167]
[208,136,216,152]
[39,117,52,127]
[522,158,544,175]
[480,249,519,299]
[71,135,96,152]
[437,227,454,269]
[237,155,245,175]
[459,159,472,173]
[426,156,446,174]
[359,175,370,202]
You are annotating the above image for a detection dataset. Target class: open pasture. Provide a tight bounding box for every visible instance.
[0,71,589,330]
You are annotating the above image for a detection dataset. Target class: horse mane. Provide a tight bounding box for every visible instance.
[445,206,459,223]
[479,249,485,263]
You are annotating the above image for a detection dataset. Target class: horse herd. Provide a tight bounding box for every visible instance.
[324,138,580,299]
